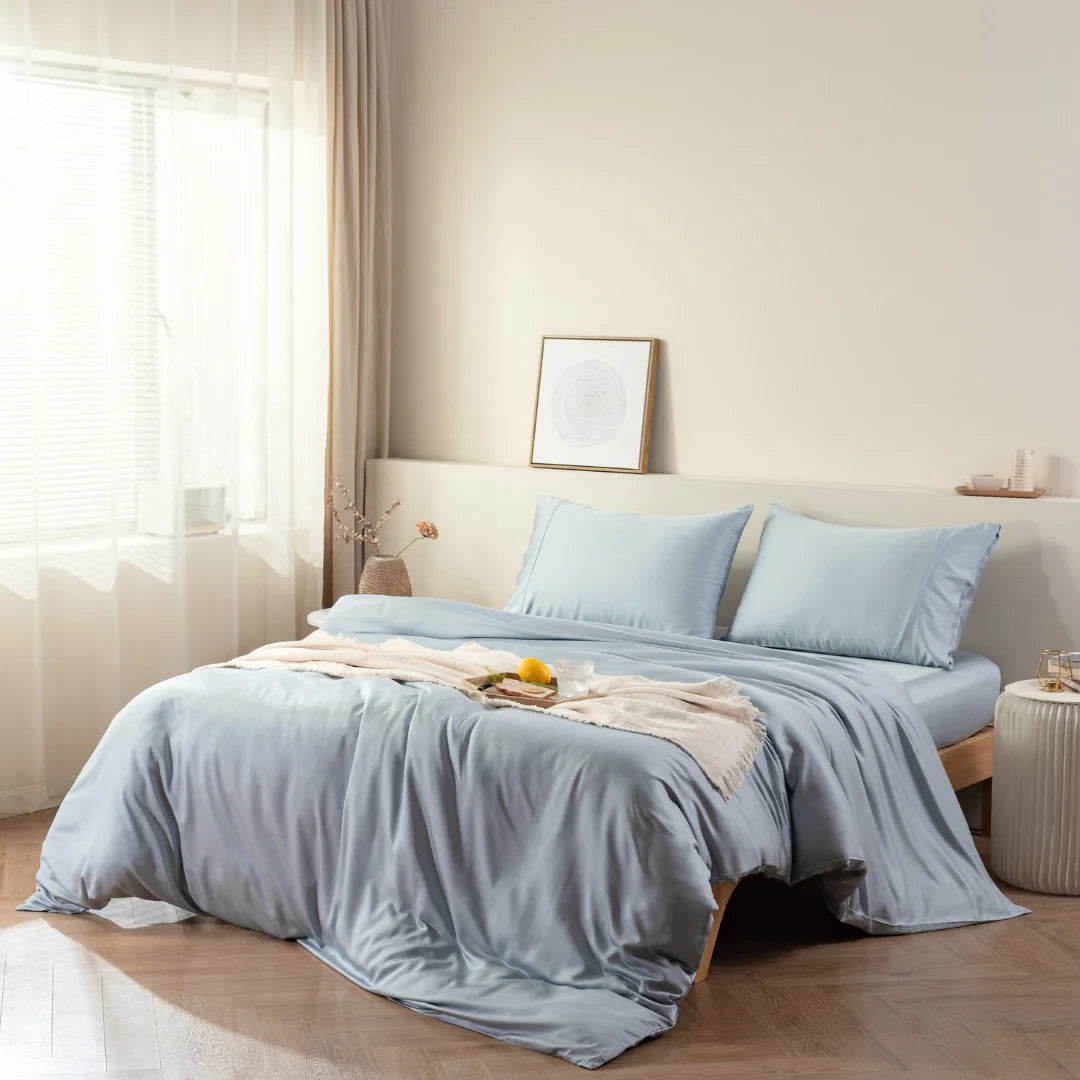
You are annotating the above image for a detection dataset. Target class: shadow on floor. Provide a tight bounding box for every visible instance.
[713,874,862,965]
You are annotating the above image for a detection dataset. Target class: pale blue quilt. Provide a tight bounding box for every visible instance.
[22,597,1024,1068]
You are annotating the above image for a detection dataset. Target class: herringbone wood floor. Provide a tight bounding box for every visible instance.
[1,810,1077,1079]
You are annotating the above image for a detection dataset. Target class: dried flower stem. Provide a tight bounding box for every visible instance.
[393,536,422,558]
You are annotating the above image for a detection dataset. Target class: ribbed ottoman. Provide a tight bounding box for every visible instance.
[992,679,1080,895]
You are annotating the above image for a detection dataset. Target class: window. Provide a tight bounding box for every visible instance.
[0,63,270,545]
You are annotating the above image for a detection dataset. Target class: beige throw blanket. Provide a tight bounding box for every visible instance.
[211,631,766,798]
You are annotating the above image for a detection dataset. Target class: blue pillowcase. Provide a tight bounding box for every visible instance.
[506,496,753,637]
[726,505,1000,669]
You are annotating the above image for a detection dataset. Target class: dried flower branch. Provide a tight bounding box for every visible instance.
[393,520,440,558]
[326,476,401,556]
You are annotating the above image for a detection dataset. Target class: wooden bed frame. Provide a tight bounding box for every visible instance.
[694,724,994,983]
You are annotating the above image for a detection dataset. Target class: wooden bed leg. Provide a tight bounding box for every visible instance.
[979,777,993,837]
[694,879,739,984]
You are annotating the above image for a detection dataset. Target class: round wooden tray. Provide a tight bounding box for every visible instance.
[463,673,593,709]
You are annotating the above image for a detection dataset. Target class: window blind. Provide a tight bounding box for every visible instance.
[0,64,269,545]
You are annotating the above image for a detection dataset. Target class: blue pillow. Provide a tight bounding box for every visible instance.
[506,496,753,637]
[726,505,1000,668]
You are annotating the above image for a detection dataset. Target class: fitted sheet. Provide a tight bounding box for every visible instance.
[845,652,1000,749]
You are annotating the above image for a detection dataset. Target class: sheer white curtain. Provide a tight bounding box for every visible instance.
[0,1,329,816]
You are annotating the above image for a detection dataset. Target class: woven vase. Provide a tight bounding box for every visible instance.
[357,555,412,597]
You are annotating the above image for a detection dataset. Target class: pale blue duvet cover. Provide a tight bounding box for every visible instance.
[22,597,1024,1068]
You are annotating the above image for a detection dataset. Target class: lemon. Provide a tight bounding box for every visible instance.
[517,657,552,685]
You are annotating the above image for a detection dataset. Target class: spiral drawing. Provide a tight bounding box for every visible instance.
[551,360,628,447]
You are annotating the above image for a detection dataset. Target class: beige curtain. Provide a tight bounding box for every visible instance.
[325,0,393,604]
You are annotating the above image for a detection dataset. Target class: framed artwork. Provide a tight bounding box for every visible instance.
[529,336,659,474]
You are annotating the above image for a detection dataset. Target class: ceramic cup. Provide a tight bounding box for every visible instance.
[971,474,1005,491]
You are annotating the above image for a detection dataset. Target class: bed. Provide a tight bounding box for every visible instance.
[873,652,997,839]
[21,596,1023,1069]
[696,648,999,982]
[818,649,997,834]
[846,652,1000,750]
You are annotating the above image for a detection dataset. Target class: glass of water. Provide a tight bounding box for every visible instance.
[556,658,594,699]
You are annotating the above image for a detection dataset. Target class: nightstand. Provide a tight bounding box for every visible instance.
[992,679,1080,895]
[307,609,330,628]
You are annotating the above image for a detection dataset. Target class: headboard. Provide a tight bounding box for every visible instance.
[366,458,1080,684]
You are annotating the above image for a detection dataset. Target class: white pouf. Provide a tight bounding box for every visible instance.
[992,680,1080,895]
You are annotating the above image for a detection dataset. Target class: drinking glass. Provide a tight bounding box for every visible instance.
[556,658,594,698]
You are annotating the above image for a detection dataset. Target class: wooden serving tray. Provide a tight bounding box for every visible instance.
[955,485,1045,499]
[464,673,594,709]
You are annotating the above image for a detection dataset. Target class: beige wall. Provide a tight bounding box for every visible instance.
[390,0,1080,494]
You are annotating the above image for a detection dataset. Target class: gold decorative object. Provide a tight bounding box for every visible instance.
[1037,649,1073,692]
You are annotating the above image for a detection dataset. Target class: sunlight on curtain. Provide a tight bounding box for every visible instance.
[0,1,329,816]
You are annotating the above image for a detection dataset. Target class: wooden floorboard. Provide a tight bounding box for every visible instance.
[1,810,1077,1079]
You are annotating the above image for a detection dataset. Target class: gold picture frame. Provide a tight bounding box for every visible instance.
[529,335,659,474]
